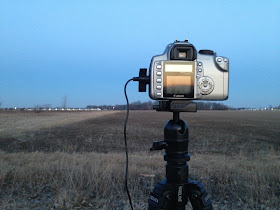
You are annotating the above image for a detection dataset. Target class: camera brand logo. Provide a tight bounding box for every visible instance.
[173,94,184,98]
[149,195,159,203]
[178,185,183,202]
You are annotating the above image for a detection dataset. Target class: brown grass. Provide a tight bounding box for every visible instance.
[0,111,119,137]
[0,110,280,209]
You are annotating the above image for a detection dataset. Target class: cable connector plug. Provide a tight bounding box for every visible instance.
[133,68,150,92]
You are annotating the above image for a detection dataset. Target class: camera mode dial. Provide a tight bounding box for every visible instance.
[198,77,214,95]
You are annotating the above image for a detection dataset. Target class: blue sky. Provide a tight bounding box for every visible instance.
[1,0,280,108]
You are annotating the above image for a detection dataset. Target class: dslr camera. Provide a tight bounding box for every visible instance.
[148,40,229,100]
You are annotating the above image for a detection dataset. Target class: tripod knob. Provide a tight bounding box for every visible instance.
[150,141,167,151]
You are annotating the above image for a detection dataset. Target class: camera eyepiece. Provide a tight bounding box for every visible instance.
[170,43,197,61]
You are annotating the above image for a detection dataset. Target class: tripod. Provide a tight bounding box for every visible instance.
[148,100,213,210]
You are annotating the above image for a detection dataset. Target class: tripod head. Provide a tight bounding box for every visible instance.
[153,100,197,113]
[153,100,197,124]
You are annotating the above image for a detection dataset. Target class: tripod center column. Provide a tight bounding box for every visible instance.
[163,118,190,209]
[164,118,190,181]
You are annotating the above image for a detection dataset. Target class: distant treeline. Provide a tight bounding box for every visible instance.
[196,102,230,110]
[86,101,232,110]
[87,101,154,110]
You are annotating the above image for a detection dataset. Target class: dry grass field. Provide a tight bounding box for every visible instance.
[0,111,119,137]
[0,110,279,209]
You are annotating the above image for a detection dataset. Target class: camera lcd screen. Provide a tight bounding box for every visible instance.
[163,62,194,98]
[165,76,192,95]
[165,64,193,73]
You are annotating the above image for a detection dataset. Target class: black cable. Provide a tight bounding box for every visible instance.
[124,78,134,210]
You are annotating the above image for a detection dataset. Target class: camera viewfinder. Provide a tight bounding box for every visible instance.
[170,44,197,61]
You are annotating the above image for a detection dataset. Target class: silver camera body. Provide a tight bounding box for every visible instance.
[149,40,229,100]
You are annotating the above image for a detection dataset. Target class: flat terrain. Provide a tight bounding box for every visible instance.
[0,111,119,137]
[0,110,279,209]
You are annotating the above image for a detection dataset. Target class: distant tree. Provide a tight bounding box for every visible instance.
[197,102,211,110]
[42,104,52,109]
[34,104,52,109]
[272,104,280,109]
[211,102,229,110]
[196,102,230,110]
[34,105,41,110]
[0,101,2,108]
[62,95,67,109]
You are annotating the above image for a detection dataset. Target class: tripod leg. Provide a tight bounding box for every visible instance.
[149,178,191,210]
[148,179,170,210]
[187,179,213,210]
